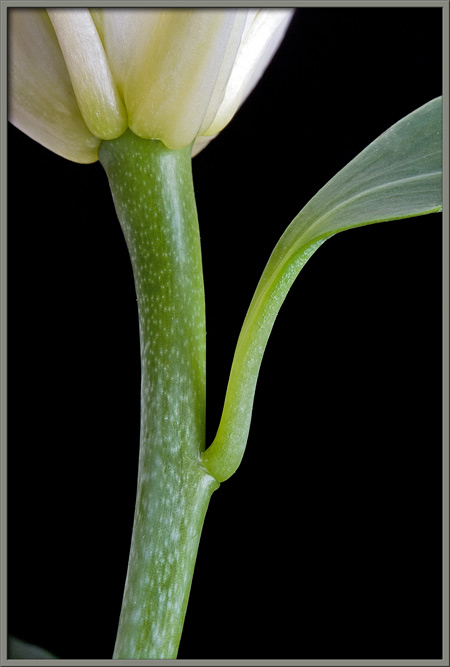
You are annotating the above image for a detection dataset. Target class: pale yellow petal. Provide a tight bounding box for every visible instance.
[122,9,241,149]
[197,10,247,135]
[8,9,100,163]
[95,9,160,101]
[191,133,218,157]
[203,9,294,137]
[48,8,127,140]
[89,9,105,43]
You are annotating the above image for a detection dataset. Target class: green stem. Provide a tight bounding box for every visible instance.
[99,130,219,659]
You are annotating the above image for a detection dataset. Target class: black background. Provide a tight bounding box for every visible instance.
[7,7,443,661]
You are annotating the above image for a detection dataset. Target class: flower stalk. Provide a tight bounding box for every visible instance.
[99,130,219,659]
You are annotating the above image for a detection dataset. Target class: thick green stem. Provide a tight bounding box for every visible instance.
[99,130,219,659]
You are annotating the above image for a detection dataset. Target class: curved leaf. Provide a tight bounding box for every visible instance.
[8,636,58,659]
[202,96,442,482]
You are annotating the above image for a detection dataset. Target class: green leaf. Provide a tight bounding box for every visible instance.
[8,636,58,659]
[202,96,442,482]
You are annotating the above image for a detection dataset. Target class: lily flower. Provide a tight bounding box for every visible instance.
[9,8,294,163]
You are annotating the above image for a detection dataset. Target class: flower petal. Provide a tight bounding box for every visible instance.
[47,8,127,140]
[91,9,158,102]
[197,10,248,135]
[191,132,218,157]
[202,9,294,137]
[102,9,243,149]
[8,9,100,163]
